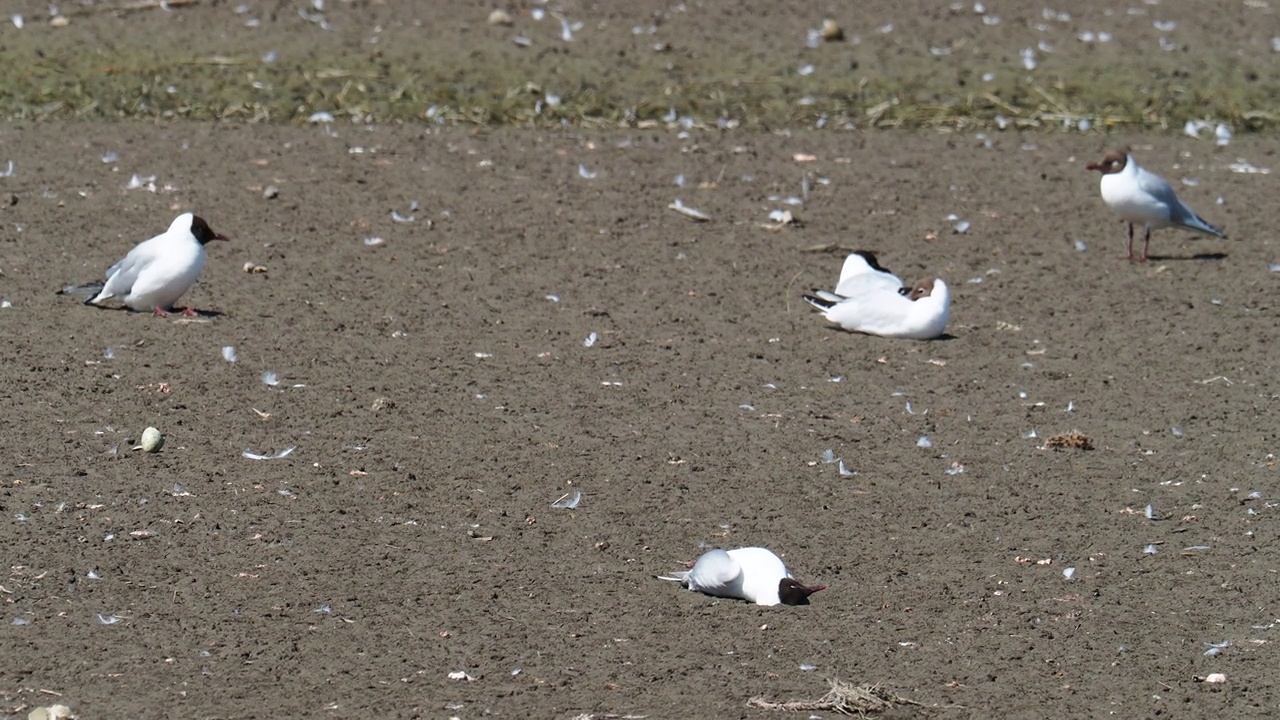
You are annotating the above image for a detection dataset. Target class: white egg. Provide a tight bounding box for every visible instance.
[137,427,165,453]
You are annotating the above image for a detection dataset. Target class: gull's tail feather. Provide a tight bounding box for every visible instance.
[1184,213,1226,239]
[803,292,838,311]
[58,282,104,302]
[657,571,690,584]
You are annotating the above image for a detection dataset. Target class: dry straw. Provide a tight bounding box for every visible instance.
[748,677,942,716]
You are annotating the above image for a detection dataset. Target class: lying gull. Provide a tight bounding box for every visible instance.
[804,251,950,339]
[658,546,826,606]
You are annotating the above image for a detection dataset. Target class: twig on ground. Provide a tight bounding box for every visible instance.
[748,678,941,715]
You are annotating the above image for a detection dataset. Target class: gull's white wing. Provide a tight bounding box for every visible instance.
[683,549,744,598]
[89,240,156,303]
[1138,169,1224,238]
[834,251,905,297]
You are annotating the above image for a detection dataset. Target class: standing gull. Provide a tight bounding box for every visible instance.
[83,213,229,315]
[1085,150,1226,261]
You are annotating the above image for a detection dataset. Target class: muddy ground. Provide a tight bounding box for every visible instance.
[3,2,1280,720]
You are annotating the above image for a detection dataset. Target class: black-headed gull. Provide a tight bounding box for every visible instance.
[658,546,826,606]
[84,213,229,315]
[803,251,950,340]
[1086,149,1226,262]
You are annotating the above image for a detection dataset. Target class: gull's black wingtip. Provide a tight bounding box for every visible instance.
[802,293,834,310]
[60,282,104,303]
[852,250,891,275]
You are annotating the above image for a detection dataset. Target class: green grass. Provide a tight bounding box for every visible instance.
[5,18,1279,131]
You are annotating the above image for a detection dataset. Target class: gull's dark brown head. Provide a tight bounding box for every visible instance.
[1085,150,1128,175]
[778,578,827,606]
[906,278,936,301]
[190,216,230,245]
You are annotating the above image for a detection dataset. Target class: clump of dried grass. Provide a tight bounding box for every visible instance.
[748,678,928,716]
[1043,430,1093,451]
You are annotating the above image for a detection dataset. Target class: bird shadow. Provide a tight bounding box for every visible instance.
[841,329,957,341]
[177,308,223,320]
[77,301,222,319]
[1144,252,1229,262]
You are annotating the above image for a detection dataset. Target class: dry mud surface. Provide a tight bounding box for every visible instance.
[3,3,1280,720]
[4,120,1278,720]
